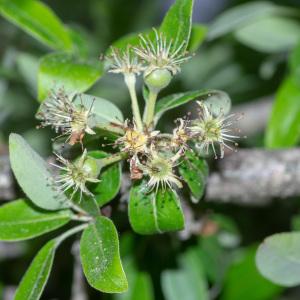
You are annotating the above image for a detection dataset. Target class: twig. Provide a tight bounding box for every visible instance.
[206,148,300,205]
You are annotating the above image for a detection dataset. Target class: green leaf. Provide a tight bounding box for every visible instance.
[188,24,207,52]
[207,2,294,40]
[73,94,123,130]
[160,0,194,51]
[290,42,300,82]
[0,0,72,51]
[38,52,103,101]
[291,215,300,231]
[256,232,300,287]
[265,76,300,148]
[74,194,100,217]
[197,235,229,284]
[234,17,300,53]
[179,151,208,202]
[154,89,230,123]
[9,133,70,210]
[114,258,154,300]
[14,240,56,300]
[129,182,184,234]
[80,216,128,293]
[162,249,209,300]
[223,246,281,300]
[109,30,149,53]
[14,225,85,300]
[109,25,203,54]
[88,151,122,207]
[0,199,71,241]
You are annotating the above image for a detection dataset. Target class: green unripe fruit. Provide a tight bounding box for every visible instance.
[82,157,101,179]
[144,69,172,92]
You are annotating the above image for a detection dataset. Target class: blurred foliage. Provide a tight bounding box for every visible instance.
[1,0,300,299]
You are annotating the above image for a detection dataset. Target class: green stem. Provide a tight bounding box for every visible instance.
[55,223,88,247]
[71,215,93,222]
[95,123,124,136]
[70,203,89,216]
[124,74,143,130]
[96,152,127,169]
[143,89,158,127]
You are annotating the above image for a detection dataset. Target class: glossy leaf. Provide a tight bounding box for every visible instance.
[0,199,71,241]
[179,151,208,202]
[223,246,281,300]
[256,232,300,287]
[162,249,208,300]
[154,89,230,123]
[160,0,194,51]
[188,24,207,52]
[38,52,103,101]
[9,133,70,210]
[129,182,184,234]
[73,94,123,130]
[88,151,122,207]
[14,240,56,300]
[207,2,293,40]
[265,76,300,148]
[80,216,128,293]
[0,0,72,51]
[234,17,300,53]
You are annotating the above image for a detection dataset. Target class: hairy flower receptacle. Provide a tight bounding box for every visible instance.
[139,150,183,191]
[189,102,240,158]
[52,150,100,202]
[37,89,95,146]
[115,120,159,155]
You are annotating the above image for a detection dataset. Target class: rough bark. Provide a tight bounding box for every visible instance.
[206,148,300,205]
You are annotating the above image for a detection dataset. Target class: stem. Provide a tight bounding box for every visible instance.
[96,152,127,169]
[55,223,88,247]
[143,89,158,127]
[124,74,143,130]
[157,133,173,139]
[69,202,89,216]
[95,123,124,136]
[71,215,93,222]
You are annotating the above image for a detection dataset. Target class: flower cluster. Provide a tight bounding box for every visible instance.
[37,28,242,202]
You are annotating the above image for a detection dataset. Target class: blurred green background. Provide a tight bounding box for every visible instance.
[1,0,300,299]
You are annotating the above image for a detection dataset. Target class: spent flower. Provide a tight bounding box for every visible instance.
[134,28,192,77]
[171,118,191,150]
[189,102,240,158]
[37,89,95,145]
[52,150,100,201]
[139,148,183,191]
[115,119,159,155]
[106,46,144,75]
